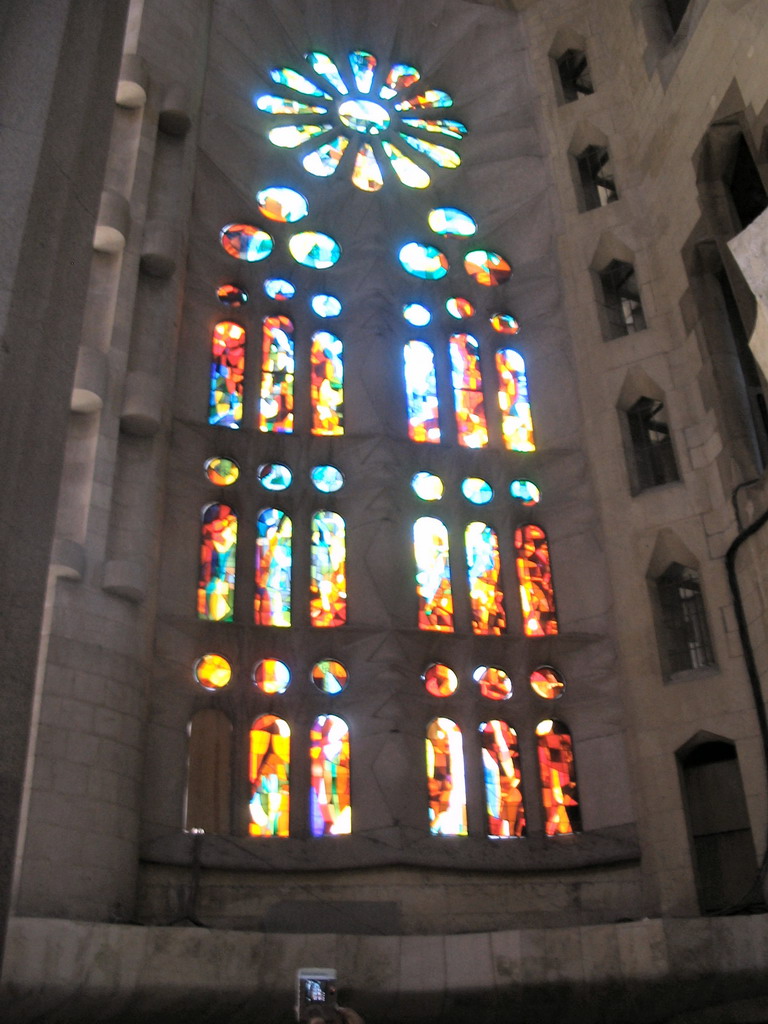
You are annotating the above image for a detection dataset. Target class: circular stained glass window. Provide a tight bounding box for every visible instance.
[256,186,309,223]
[264,278,296,301]
[461,477,493,504]
[464,249,512,286]
[217,284,248,307]
[530,666,565,700]
[473,666,512,701]
[194,653,231,691]
[490,313,520,334]
[403,303,431,327]
[220,224,274,262]
[428,207,477,236]
[398,242,449,280]
[412,472,444,501]
[289,231,341,269]
[446,296,475,319]
[311,659,348,693]
[205,457,240,486]
[311,465,344,492]
[258,463,292,490]
[423,663,458,697]
[510,479,540,505]
[338,98,391,135]
[312,294,342,317]
[253,659,291,694]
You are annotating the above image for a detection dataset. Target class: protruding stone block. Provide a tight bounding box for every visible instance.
[103,559,147,603]
[116,54,147,109]
[71,346,108,413]
[140,220,178,278]
[93,189,130,254]
[50,538,86,582]
[159,83,192,137]
[120,371,163,436]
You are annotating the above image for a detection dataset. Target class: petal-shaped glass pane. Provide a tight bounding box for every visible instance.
[403,303,431,326]
[311,294,342,318]
[258,463,292,490]
[480,721,526,838]
[423,663,458,697]
[491,313,520,334]
[310,715,351,836]
[269,67,330,98]
[473,666,512,700]
[402,117,467,140]
[311,660,348,694]
[461,477,493,503]
[510,479,540,505]
[352,142,384,192]
[399,133,460,168]
[381,141,431,189]
[217,284,248,307]
[395,90,453,112]
[464,249,512,286]
[220,224,273,262]
[426,718,466,835]
[289,231,341,269]
[379,63,420,100]
[399,242,449,280]
[194,653,232,691]
[205,457,240,486]
[412,471,444,501]
[255,95,328,115]
[530,666,565,700]
[428,207,476,236]
[305,52,348,95]
[253,658,291,694]
[339,99,390,135]
[446,297,475,319]
[256,187,309,223]
[303,135,349,176]
[404,341,440,443]
[349,50,377,94]
[268,124,330,149]
[264,278,295,301]
[311,465,344,492]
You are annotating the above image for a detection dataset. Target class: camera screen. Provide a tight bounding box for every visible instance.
[303,978,331,1004]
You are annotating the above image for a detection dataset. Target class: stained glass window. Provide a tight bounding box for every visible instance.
[510,479,540,505]
[217,284,248,307]
[426,718,467,836]
[256,187,309,223]
[428,207,476,236]
[194,653,232,691]
[464,249,511,286]
[473,665,512,701]
[536,719,580,835]
[403,303,431,327]
[310,512,346,627]
[311,660,348,693]
[310,715,351,836]
[490,313,519,334]
[209,321,246,429]
[259,315,294,433]
[530,666,565,700]
[198,503,237,622]
[249,715,290,837]
[220,223,274,262]
[446,297,475,320]
[404,341,440,443]
[254,508,292,627]
[311,465,344,492]
[465,523,506,635]
[480,721,526,838]
[496,349,535,452]
[352,143,384,192]
[414,517,454,632]
[461,477,493,504]
[514,524,558,637]
[264,278,295,301]
[289,231,341,269]
[311,331,344,435]
[449,334,488,448]
[311,294,342,318]
[205,457,239,486]
[399,242,449,280]
[423,663,458,697]
[253,659,291,694]
[258,463,292,490]
[412,472,443,501]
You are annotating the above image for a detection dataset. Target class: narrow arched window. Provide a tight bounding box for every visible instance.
[404,341,440,442]
[209,321,246,429]
[185,709,232,833]
[414,517,454,632]
[465,521,506,635]
[259,315,295,433]
[249,714,290,836]
[536,719,580,835]
[311,330,344,435]
[514,524,558,636]
[449,333,488,447]
[656,563,714,673]
[310,715,351,836]
[254,508,292,626]
[479,720,526,838]
[496,348,535,452]
[198,503,237,622]
[310,511,346,627]
[426,718,467,836]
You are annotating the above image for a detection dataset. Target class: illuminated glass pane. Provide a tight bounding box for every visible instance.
[311,465,344,492]
[259,315,294,433]
[473,666,512,700]
[205,457,239,486]
[311,331,344,436]
[428,207,476,236]
[312,294,342,318]
[464,249,512,286]
[404,341,440,443]
[379,63,420,100]
[515,524,558,637]
[395,90,453,112]
[382,141,431,189]
[198,503,237,622]
[255,508,292,627]
[530,666,565,700]
[258,463,292,490]
[220,224,273,262]
[497,349,535,452]
[311,511,346,628]
[268,125,331,149]
[423,663,458,697]
[253,658,291,694]
[255,95,328,115]
[194,653,231,691]
[289,231,341,269]
[209,321,245,429]
[480,721,526,838]
[461,477,493,504]
[310,715,351,836]
[303,135,349,177]
[339,99,390,135]
[249,715,290,837]
[414,517,454,632]
[403,303,431,327]
[311,660,348,694]
[491,313,520,334]
[446,296,475,319]
[402,117,467,140]
[426,718,466,835]
[349,50,377,94]
[450,334,488,448]
[217,283,248,307]
[466,523,506,636]
[399,243,449,280]
[305,52,348,95]
[352,143,383,192]
[399,134,460,169]
[412,472,443,501]
[537,719,580,835]
[264,278,295,301]
[256,187,309,223]
[269,67,330,98]
[510,479,540,505]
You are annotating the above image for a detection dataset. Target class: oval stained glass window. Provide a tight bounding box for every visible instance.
[220,224,274,262]
[194,653,232,691]
[412,471,444,501]
[423,663,458,697]
[403,303,431,327]
[311,465,344,492]
[253,658,291,694]
[217,284,248,307]
[473,666,512,701]
[289,231,341,269]
[311,659,348,694]
[312,294,342,318]
[339,98,391,135]
[464,250,512,286]
[264,278,296,301]
[258,463,292,490]
[446,297,475,319]
[510,479,540,505]
[531,666,565,700]
[205,457,240,486]
[491,313,520,334]
[428,207,477,236]
[461,477,493,504]
[256,186,309,223]
[398,242,449,280]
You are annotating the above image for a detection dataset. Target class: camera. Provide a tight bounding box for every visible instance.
[296,967,337,1020]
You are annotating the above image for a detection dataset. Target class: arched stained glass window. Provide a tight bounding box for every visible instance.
[209,321,246,429]
[404,341,440,442]
[254,509,292,627]
[310,715,351,836]
[259,315,295,433]
[310,511,347,627]
[198,503,237,622]
[496,349,535,452]
[426,718,467,836]
[449,334,488,447]
[414,517,454,632]
[536,719,580,835]
[465,522,506,635]
[311,331,344,435]
[249,715,291,836]
[480,720,526,838]
[514,524,558,637]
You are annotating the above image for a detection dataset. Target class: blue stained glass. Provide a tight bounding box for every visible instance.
[289,231,341,269]
[403,303,431,327]
[312,294,342,318]
[349,51,377,94]
[269,67,330,98]
[311,465,344,492]
[462,478,493,504]
[258,463,293,490]
[399,243,449,280]
[428,208,477,236]
[379,64,421,100]
[412,472,443,500]
[306,52,348,95]
[264,278,296,301]
[510,479,541,505]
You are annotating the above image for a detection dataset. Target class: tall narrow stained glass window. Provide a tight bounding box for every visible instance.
[496,349,535,452]
[310,715,351,836]
[311,331,344,435]
[514,524,558,637]
[209,321,246,429]
[310,511,347,627]
[404,341,440,442]
[414,517,454,632]
[449,333,488,447]
[536,719,580,835]
[465,522,506,635]
[198,503,237,622]
[426,718,467,836]
[254,508,292,626]
[259,315,295,432]
[480,720,526,837]
[249,715,291,837]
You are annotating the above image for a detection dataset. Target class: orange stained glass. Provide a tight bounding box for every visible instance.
[496,349,535,452]
[530,666,565,700]
[423,663,458,697]
[414,517,454,632]
[310,715,351,836]
[194,653,232,691]
[514,524,558,637]
[310,511,347,627]
[536,719,581,835]
[473,666,512,701]
[465,522,506,635]
[253,659,291,694]
[449,334,488,448]
[249,715,290,836]
[426,718,467,835]
[209,321,246,429]
[197,503,237,622]
[311,331,344,435]
[259,315,294,433]
[480,720,526,837]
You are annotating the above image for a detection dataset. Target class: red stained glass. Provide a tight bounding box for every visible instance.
[449,334,488,448]
[530,666,565,700]
[426,718,467,835]
[311,331,344,435]
[197,503,237,622]
[423,663,458,697]
[209,321,246,429]
[473,666,512,701]
[414,517,454,632]
[310,715,351,836]
[514,524,558,637]
[259,315,294,433]
[249,715,290,836]
[480,721,526,837]
[537,720,580,835]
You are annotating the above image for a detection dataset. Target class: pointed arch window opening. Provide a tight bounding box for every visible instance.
[310,511,347,627]
[514,524,558,637]
[449,333,489,448]
[465,521,506,635]
[537,719,581,835]
[259,315,295,433]
[414,516,454,632]
[209,321,246,429]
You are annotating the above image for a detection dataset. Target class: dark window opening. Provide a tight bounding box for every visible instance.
[576,145,617,210]
[657,564,714,674]
[627,397,679,491]
[664,0,691,34]
[727,134,768,230]
[598,259,646,338]
[556,49,593,103]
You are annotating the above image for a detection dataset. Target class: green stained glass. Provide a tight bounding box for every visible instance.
[491,313,520,334]
[311,660,348,694]
[311,465,344,492]
[303,135,349,176]
[399,133,460,168]
[305,52,348,95]
[352,143,383,192]
[381,141,431,189]
[464,250,512,286]
[312,294,342,318]
[339,99,390,135]
[395,90,453,112]
[510,479,540,505]
[288,231,341,269]
[462,478,493,504]
[403,303,431,327]
[402,117,467,140]
[268,124,330,149]
[264,278,295,301]
[220,224,273,262]
[428,207,476,236]
[258,463,292,490]
[255,95,328,115]
[349,50,377,94]
[255,511,292,627]
[256,187,309,223]
[399,242,449,280]
[412,472,443,501]
[205,457,240,486]
[269,67,330,98]
[379,63,421,100]
[446,297,475,319]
